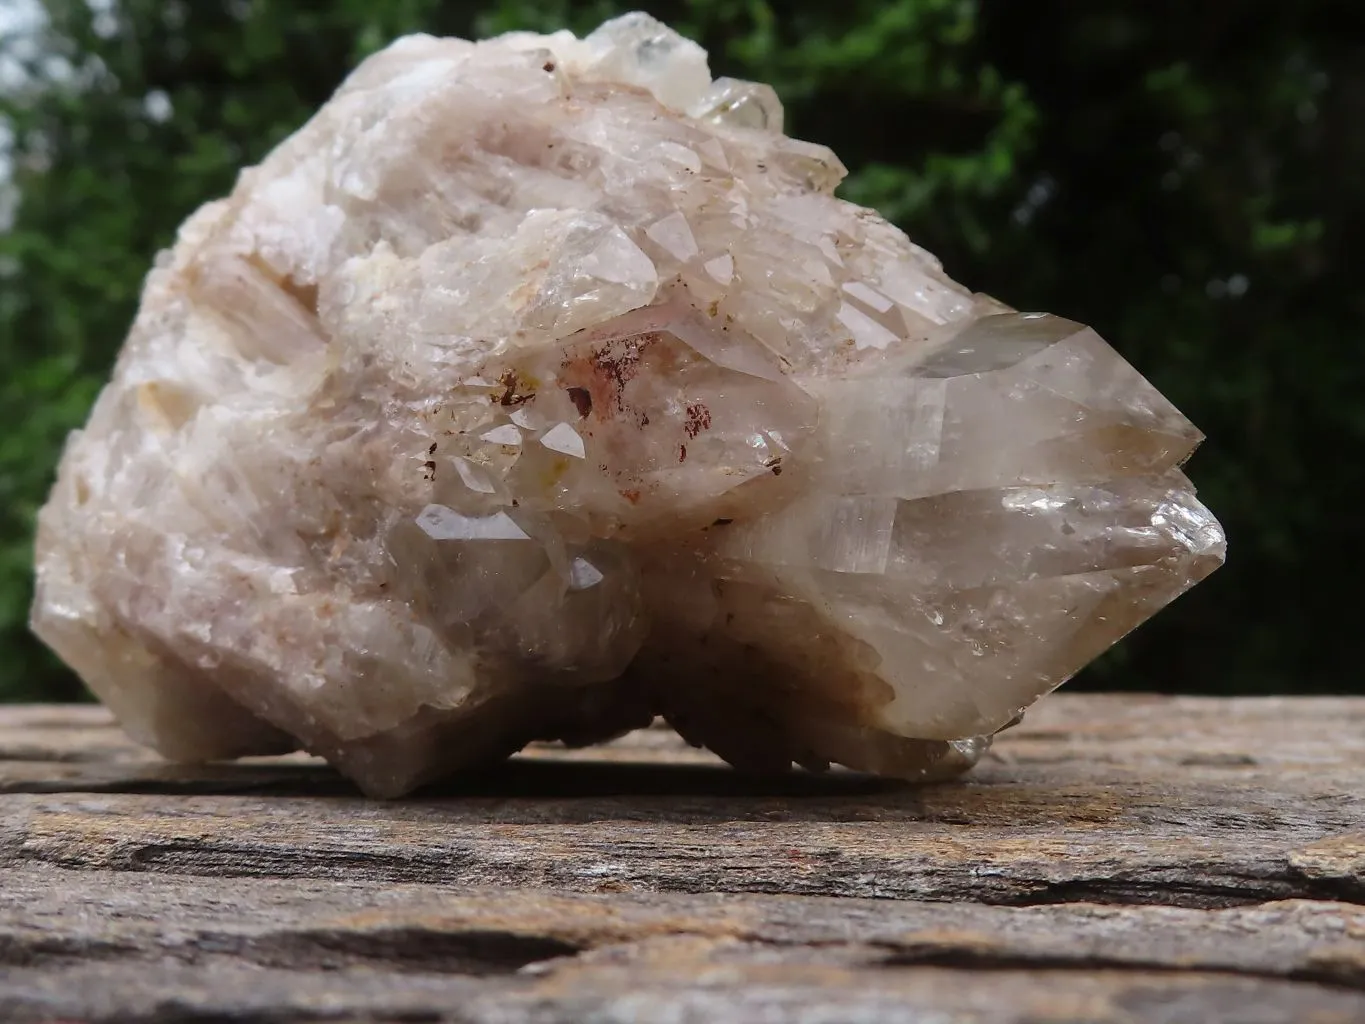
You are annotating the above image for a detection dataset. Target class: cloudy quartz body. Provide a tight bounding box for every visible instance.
[31,14,1224,795]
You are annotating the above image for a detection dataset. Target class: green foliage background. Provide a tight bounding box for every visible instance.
[1,0,1359,701]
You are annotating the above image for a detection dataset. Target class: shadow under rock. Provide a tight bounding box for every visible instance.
[417,756,906,801]
[1,749,934,810]
[401,757,948,826]
[0,759,354,797]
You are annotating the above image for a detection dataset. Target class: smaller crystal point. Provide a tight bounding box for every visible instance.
[691,77,785,132]
[29,12,1224,797]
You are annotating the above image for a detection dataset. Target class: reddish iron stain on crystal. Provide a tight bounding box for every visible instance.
[496,370,532,407]
[566,387,593,418]
[684,402,711,439]
[590,337,646,409]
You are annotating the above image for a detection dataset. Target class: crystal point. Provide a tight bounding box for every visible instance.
[30,14,1224,796]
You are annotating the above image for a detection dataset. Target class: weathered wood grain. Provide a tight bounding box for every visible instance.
[0,695,1362,1022]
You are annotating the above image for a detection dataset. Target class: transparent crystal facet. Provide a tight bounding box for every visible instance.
[691,76,785,132]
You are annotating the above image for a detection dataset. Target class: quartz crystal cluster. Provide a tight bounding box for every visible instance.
[31,14,1225,796]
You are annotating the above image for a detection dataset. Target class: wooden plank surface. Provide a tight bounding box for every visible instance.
[1,695,1362,1022]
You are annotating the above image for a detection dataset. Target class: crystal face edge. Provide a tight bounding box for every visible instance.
[28,12,1224,796]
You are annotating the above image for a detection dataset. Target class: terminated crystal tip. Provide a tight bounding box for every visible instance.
[30,13,1223,796]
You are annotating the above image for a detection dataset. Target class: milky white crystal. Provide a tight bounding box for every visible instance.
[30,13,1225,796]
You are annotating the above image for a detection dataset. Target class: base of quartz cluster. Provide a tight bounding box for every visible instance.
[32,588,988,797]
[321,688,988,798]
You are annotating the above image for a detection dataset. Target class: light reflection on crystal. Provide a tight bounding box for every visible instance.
[540,422,586,459]
[842,280,895,313]
[704,254,734,285]
[569,556,605,590]
[416,505,531,542]
[453,457,497,494]
[479,424,522,446]
[836,301,899,350]
[510,407,543,430]
[645,212,699,262]
[657,141,703,173]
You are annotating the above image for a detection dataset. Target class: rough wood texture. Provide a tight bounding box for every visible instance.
[1,695,1362,1022]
